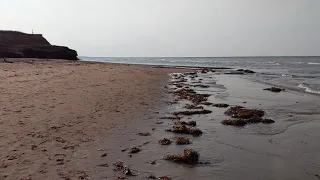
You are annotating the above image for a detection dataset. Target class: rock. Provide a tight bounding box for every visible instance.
[148,174,157,179]
[213,103,230,108]
[159,176,172,180]
[225,106,264,119]
[175,137,191,145]
[262,119,275,124]
[129,147,141,154]
[244,69,255,73]
[173,109,212,116]
[193,84,210,88]
[221,119,247,126]
[166,125,203,136]
[113,159,125,171]
[159,138,172,145]
[263,87,284,93]
[160,116,181,120]
[137,132,151,136]
[174,88,208,104]
[150,160,157,165]
[245,117,263,124]
[0,31,78,60]
[236,69,255,73]
[184,104,204,110]
[164,149,199,165]
[124,166,138,176]
[201,102,214,106]
[174,120,196,127]
[101,153,108,157]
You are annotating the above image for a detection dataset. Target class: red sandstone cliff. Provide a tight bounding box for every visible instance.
[0,31,78,60]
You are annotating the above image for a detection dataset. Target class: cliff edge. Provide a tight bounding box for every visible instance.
[0,31,78,60]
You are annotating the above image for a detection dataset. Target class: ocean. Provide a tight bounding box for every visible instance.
[81,56,320,96]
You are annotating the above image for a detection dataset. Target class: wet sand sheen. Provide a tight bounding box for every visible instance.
[86,69,320,180]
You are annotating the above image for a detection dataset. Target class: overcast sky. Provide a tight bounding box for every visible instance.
[1,0,319,57]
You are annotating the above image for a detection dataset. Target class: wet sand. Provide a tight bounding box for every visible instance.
[1,59,320,180]
[0,59,185,180]
[85,70,320,180]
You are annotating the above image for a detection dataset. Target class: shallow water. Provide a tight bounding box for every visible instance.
[84,69,320,180]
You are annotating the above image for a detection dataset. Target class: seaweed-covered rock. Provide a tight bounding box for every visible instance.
[164,149,199,165]
[174,88,208,104]
[213,103,230,108]
[173,110,212,116]
[263,87,284,93]
[262,119,275,124]
[225,106,264,119]
[221,119,247,126]
[245,117,263,124]
[175,137,191,145]
[193,84,210,88]
[159,138,172,145]
[174,120,196,127]
[184,104,204,110]
[166,125,203,136]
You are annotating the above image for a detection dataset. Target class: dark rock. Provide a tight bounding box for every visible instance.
[173,110,212,116]
[225,106,264,119]
[213,103,230,108]
[159,176,172,180]
[175,137,191,145]
[221,119,247,126]
[263,87,284,93]
[193,84,210,88]
[174,120,196,127]
[166,125,203,136]
[174,88,208,104]
[101,153,108,157]
[159,138,172,145]
[245,117,263,124]
[244,69,255,73]
[262,119,275,124]
[164,149,199,165]
[129,147,141,154]
[201,102,214,106]
[236,69,255,73]
[124,166,138,176]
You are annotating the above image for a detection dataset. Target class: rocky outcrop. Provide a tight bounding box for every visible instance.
[0,30,78,60]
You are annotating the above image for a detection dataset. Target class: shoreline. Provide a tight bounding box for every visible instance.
[1,58,319,180]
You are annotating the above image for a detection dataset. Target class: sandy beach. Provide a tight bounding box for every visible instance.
[1,59,320,180]
[0,59,185,180]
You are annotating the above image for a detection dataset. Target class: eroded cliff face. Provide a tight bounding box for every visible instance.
[0,31,78,60]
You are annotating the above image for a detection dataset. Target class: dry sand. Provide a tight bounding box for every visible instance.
[0,59,183,180]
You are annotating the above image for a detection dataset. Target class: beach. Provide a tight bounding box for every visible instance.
[1,59,320,180]
[0,59,185,180]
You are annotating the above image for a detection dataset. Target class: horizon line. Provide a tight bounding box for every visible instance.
[79,55,320,58]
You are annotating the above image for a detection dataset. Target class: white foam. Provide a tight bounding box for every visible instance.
[308,62,320,65]
[282,74,292,77]
[298,83,320,95]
